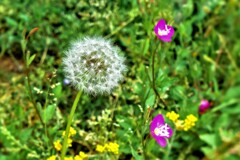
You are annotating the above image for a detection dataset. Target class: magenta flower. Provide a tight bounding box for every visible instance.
[199,100,211,114]
[150,114,173,147]
[154,19,175,42]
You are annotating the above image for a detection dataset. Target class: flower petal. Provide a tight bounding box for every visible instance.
[155,137,167,147]
[165,124,173,138]
[150,114,165,133]
[154,19,166,31]
[154,19,175,42]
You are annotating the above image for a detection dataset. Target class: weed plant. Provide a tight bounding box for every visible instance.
[0,0,240,160]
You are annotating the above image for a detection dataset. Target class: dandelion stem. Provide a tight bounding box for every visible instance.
[61,90,82,160]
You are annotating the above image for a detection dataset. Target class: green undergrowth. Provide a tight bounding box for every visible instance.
[0,0,240,160]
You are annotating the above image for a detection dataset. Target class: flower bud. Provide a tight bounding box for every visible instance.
[199,100,211,114]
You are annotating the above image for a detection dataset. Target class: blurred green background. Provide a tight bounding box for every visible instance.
[0,0,240,160]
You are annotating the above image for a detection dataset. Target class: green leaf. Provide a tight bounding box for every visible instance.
[211,99,239,112]
[19,128,33,143]
[130,144,143,160]
[143,38,150,55]
[36,102,43,116]
[53,84,62,99]
[169,86,186,101]
[199,134,217,149]
[26,54,36,67]
[43,104,56,123]
[223,86,240,100]
[5,17,18,27]
[200,147,214,157]
[145,94,155,107]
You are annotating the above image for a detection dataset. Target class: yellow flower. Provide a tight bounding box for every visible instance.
[62,127,77,138]
[79,151,88,159]
[74,151,88,160]
[68,138,73,147]
[105,142,119,155]
[186,114,198,122]
[47,155,57,160]
[96,144,105,153]
[74,155,82,160]
[166,111,179,122]
[64,157,73,160]
[183,114,198,131]
[54,140,62,151]
[69,127,77,136]
[175,120,184,130]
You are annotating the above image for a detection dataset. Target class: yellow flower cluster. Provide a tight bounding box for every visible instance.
[47,155,57,160]
[47,151,88,160]
[183,114,198,131]
[54,127,77,151]
[54,140,62,151]
[47,127,88,160]
[166,111,198,131]
[62,127,77,137]
[64,157,73,160]
[166,111,179,122]
[96,142,119,155]
[74,151,88,160]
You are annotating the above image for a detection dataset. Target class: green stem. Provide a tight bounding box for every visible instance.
[22,38,54,149]
[61,90,82,159]
[151,41,167,108]
[26,72,45,126]
[164,129,176,160]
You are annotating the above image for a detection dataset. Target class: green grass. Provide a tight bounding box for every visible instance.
[0,0,240,160]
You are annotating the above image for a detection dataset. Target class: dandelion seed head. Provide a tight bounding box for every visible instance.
[62,37,126,95]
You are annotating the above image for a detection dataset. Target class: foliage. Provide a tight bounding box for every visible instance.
[0,0,240,160]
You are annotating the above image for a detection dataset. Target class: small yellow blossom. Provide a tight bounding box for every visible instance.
[68,138,73,147]
[96,144,105,153]
[79,151,88,159]
[74,155,82,160]
[175,120,184,130]
[74,151,88,160]
[166,111,179,122]
[105,142,119,155]
[69,127,77,136]
[54,140,62,151]
[64,157,73,160]
[47,155,57,160]
[62,127,77,138]
[186,114,198,122]
[183,114,198,131]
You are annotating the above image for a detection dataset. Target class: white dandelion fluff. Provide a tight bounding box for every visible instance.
[62,37,127,95]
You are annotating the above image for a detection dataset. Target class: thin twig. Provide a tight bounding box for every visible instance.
[151,40,167,108]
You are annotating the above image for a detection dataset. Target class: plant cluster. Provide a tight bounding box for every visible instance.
[0,0,240,160]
